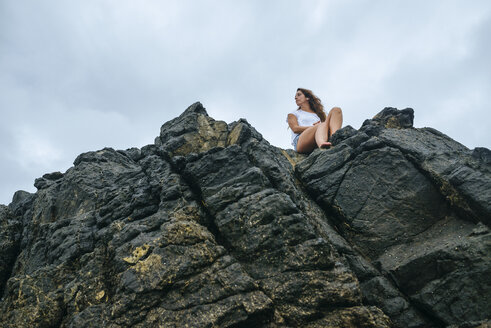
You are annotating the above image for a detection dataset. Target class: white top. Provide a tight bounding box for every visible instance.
[287,109,321,146]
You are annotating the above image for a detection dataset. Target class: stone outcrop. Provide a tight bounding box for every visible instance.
[0,103,489,327]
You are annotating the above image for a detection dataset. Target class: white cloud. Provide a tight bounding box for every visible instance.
[10,126,63,169]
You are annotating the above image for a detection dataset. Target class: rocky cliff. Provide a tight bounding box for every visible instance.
[0,103,490,328]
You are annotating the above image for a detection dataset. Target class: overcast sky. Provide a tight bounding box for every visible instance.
[1,0,490,205]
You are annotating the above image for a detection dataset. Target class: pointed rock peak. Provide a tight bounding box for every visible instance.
[179,102,208,118]
[227,118,265,146]
[363,107,414,129]
[472,147,491,164]
[156,102,228,156]
[42,171,64,181]
[9,190,34,214]
[33,171,65,191]
[11,190,32,205]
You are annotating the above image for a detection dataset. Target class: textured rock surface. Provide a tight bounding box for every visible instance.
[0,102,489,327]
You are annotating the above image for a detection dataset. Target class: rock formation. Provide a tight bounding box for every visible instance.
[0,103,489,328]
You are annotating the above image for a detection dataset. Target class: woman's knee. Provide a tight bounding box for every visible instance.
[329,107,342,115]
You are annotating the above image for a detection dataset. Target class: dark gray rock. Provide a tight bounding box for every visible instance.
[472,147,491,164]
[372,127,490,223]
[0,206,22,298]
[362,107,415,129]
[181,144,363,324]
[0,103,489,327]
[297,107,491,327]
[376,218,490,325]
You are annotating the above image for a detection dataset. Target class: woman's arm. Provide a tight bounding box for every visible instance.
[287,114,318,134]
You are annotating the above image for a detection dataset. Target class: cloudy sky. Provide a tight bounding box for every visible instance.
[1,0,490,205]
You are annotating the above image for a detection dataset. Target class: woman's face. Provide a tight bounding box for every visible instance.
[295,90,308,107]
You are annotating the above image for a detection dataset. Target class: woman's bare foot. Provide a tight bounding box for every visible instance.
[319,142,332,149]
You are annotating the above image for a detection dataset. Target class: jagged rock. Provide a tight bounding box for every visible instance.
[0,206,22,298]
[296,107,491,327]
[472,147,491,164]
[0,102,489,327]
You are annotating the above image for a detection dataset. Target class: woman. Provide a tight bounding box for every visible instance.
[287,88,343,153]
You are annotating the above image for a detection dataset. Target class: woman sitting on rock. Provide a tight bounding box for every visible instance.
[287,88,343,153]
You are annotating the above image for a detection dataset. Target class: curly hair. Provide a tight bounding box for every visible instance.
[297,88,326,122]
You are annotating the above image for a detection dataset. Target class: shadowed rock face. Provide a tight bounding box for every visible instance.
[0,102,489,328]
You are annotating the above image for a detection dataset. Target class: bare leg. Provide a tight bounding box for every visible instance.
[313,107,342,148]
[296,124,319,153]
[314,121,331,148]
[296,107,343,153]
[327,107,343,138]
